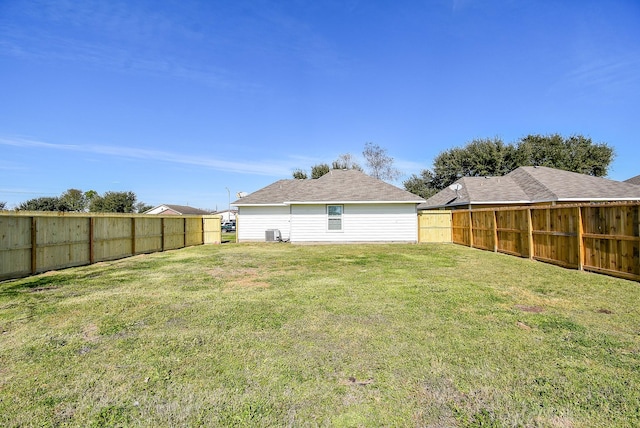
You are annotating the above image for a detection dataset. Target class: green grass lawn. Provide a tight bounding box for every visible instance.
[1,243,639,427]
[222,231,236,243]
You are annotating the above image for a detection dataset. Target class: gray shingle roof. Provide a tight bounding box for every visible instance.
[419,166,640,209]
[625,174,640,186]
[232,169,425,206]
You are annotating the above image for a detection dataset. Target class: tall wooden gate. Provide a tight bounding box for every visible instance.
[418,210,452,243]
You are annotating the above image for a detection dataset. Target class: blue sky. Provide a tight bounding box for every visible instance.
[1,0,639,211]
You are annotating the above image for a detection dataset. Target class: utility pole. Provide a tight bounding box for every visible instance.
[225,187,230,222]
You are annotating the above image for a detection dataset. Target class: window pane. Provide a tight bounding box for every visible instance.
[328,205,342,216]
[328,218,342,230]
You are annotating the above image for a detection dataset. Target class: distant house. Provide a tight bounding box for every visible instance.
[144,204,211,215]
[214,209,237,223]
[231,169,425,243]
[419,166,640,210]
[625,174,640,186]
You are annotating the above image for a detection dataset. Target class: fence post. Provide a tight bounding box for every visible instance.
[131,217,136,255]
[89,217,95,264]
[161,218,165,252]
[31,216,37,275]
[577,206,584,271]
[183,217,187,248]
[468,211,474,248]
[493,210,499,252]
[527,208,534,260]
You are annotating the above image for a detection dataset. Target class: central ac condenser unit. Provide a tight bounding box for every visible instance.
[265,229,282,242]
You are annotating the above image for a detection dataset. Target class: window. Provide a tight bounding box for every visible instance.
[327,205,343,231]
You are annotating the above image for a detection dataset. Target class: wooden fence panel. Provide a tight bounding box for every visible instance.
[185,217,204,247]
[445,203,639,282]
[163,218,186,250]
[581,205,640,280]
[203,215,222,244]
[452,211,471,246]
[496,209,530,257]
[35,216,91,273]
[0,216,32,280]
[134,217,162,254]
[93,217,133,262]
[418,210,452,243]
[531,207,579,269]
[471,211,495,251]
[0,212,221,281]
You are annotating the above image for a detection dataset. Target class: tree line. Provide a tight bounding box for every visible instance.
[0,134,614,211]
[403,134,614,199]
[4,189,154,213]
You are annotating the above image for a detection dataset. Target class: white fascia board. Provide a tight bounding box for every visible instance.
[284,200,424,205]
[553,197,640,202]
[468,200,531,205]
[232,203,288,207]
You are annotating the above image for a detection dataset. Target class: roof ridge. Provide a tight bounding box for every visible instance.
[511,166,560,200]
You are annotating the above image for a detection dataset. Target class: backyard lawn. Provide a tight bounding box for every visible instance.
[1,243,639,427]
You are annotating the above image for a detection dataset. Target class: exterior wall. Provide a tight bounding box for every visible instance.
[238,204,419,243]
[290,203,418,243]
[237,206,291,242]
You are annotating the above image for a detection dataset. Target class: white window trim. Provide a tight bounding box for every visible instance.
[327,204,343,232]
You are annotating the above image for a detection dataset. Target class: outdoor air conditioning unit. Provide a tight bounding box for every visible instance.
[265,229,281,242]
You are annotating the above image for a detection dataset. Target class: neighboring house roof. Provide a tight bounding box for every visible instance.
[144,204,211,215]
[232,169,425,206]
[419,166,640,209]
[625,174,640,186]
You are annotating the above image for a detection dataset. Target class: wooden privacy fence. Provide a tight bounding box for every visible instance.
[418,210,452,243]
[0,212,221,281]
[449,202,640,282]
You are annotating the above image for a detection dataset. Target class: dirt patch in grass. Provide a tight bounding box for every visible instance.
[514,305,544,313]
[29,286,59,293]
[516,321,532,330]
[82,323,100,342]
[340,377,374,386]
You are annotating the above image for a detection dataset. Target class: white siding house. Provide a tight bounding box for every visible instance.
[232,170,425,243]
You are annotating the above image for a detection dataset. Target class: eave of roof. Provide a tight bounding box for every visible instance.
[234,200,423,206]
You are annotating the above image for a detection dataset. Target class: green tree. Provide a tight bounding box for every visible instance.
[362,142,400,181]
[515,134,613,177]
[60,188,87,212]
[311,163,330,179]
[432,138,518,189]
[90,191,137,213]
[134,202,154,213]
[403,170,439,199]
[292,169,308,179]
[0,201,6,210]
[404,134,614,198]
[18,197,71,211]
